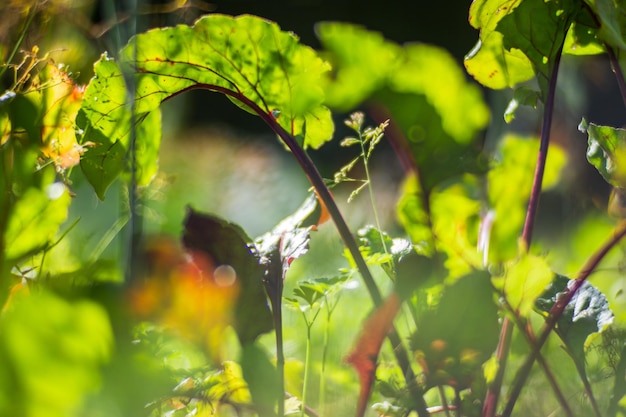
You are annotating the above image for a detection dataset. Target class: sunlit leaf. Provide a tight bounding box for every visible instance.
[182,208,273,345]
[318,23,490,191]
[579,118,626,188]
[4,184,70,263]
[410,271,498,389]
[124,14,332,148]
[78,54,162,199]
[536,274,614,373]
[429,177,483,277]
[487,135,566,263]
[465,0,581,94]
[0,290,112,417]
[315,23,400,111]
[493,253,553,317]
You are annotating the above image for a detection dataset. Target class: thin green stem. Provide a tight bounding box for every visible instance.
[301,324,312,417]
[319,302,332,417]
[502,219,626,416]
[359,131,388,255]
[483,41,565,417]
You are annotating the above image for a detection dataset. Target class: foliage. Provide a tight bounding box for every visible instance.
[3,1,626,417]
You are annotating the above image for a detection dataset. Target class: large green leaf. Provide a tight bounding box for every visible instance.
[0,290,112,417]
[318,23,490,190]
[79,15,333,196]
[579,118,626,188]
[535,274,614,372]
[77,55,162,199]
[487,135,566,263]
[315,23,401,111]
[465,0,582,94]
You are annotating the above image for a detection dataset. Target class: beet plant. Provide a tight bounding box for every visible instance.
[2,1,626,417]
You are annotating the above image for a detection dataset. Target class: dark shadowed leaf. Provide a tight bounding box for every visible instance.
[182,208,273,345]
[410,271,498,389]
[535,274,614,372]
[240,343,280,417]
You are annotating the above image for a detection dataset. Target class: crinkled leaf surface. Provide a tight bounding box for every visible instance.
[254,193,325,301]
[579,118,626,187]
[182,208,273,345]
[536,274,614,371]
[465,0,581,94]
[410,271,499,389]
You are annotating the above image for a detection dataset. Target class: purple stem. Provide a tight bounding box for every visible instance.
[483,41,564,417]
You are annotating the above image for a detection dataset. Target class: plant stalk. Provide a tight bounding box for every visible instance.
[158,83,427,416]
[483,42,564,417]
[302,324,312,417]
[502,219,626,416]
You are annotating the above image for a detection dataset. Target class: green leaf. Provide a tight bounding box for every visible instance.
[493,253,553,317]
[182,208,273,345]
[410,271,499,389]
[487,135,566,263]
[315,23,401,111]
[535,274,614,372]
[77,54,161,198]
[503,86,540,123]
[562,6,604,55]
[590,0,626,51]
[120,14,333,149]
[318,23,490,190]
[388,44,490,145]
[240,343,280,417]
[4,185,71,263]
[0,290,112,417]
[579,118,626,187]
[290,276,349,308]
[465,0,581,94]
